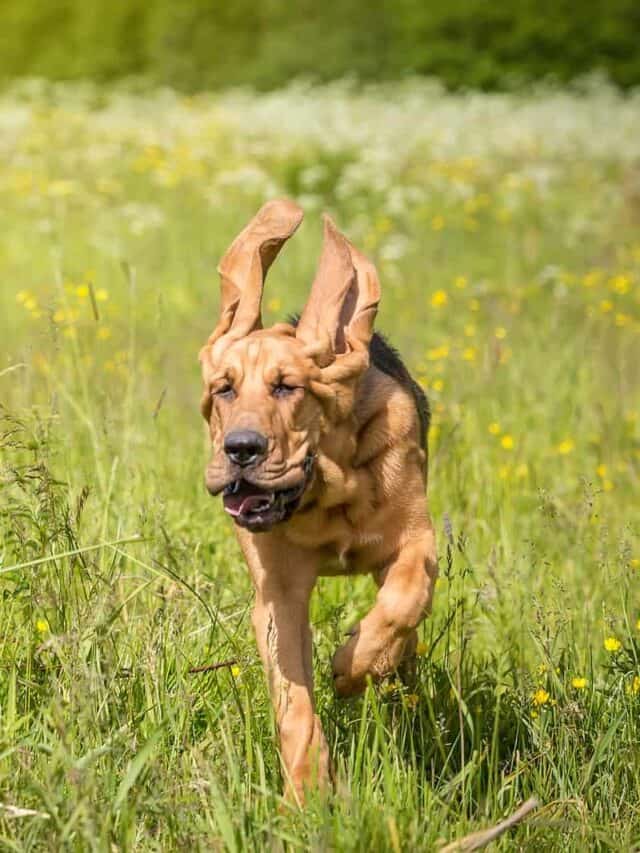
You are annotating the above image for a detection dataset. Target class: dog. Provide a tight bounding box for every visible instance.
[199,199,438,801]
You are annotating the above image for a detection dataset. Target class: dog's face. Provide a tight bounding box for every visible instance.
[199,200,380,533]
[201,328,322,531]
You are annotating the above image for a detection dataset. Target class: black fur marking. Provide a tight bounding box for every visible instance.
[369,331,430,449]
[288,315,430,449]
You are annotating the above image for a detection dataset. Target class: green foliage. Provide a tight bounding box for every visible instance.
[392,0,640,88]
[1,0,639,89]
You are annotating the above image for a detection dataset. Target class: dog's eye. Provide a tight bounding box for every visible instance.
[213,384,235,400]
[272,382,298,398]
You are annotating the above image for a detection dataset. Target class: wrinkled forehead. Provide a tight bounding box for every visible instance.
[214,329,308,378]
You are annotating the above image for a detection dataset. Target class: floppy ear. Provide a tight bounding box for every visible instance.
[209,199,303,344]
[296,215,380,366]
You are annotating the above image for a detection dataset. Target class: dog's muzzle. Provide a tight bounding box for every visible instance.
[220,453,315,532]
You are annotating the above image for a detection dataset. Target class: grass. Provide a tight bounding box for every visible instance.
[0,78,639,850]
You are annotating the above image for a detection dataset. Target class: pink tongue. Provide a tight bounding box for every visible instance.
[239,494,274,515]
[224,490,275,517]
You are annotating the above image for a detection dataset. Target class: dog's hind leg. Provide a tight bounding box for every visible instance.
[243,536,330,802]
[331,528,437,697]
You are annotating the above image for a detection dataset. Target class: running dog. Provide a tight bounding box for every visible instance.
[199,199,437,801]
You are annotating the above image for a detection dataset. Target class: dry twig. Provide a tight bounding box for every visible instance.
[440,797,540,852]
[188,659,237,674]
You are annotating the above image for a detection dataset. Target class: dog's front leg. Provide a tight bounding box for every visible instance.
[332,527,437,697]
[240,533,330,802]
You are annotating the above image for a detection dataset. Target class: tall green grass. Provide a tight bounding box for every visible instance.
[0,80,639,849]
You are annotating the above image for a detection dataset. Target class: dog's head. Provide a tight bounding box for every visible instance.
[199,199,380,532]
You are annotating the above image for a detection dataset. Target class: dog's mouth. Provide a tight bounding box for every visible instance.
[221,456,314,532]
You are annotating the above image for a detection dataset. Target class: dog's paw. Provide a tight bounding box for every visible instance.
[331,624,416,697]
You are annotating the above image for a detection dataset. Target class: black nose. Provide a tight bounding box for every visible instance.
[224,429,268,467]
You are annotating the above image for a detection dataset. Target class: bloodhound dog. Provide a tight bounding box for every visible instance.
[199,199,438,801]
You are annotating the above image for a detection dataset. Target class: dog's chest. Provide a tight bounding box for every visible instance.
[317,534,386,576]
[283,503,387,575]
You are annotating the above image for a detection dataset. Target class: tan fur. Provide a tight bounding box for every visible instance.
[199,199,437,802]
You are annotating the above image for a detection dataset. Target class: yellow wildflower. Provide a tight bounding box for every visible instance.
[464,323,476,337]
[626,676,640,696]
[515,463,529,479]
[454,275,468,289]
[427,344,450,360]
[24,297,38,311]
[494,327,507,339]
[631,559,640,570]
[498,465,510,480]
[500,435,514,450]
[53,309,66,324]
[556,438,575,455]
[469,298,480,312]
[462,347,476,362]
[35,618,49,634]
[75,284,89,299]
[488,422,501,435]
[16,290,30,303]
[571,677,588,690]
[95,288,109,302]
[431,215,445,231]
[432,379,444,392]
[609,274,631,295]
[604,637,622,653]
[97,327,112,340]
[532,688,550,706]
[596,464,607,478]
[230,665,241,678]
[431,290,448,308]
[599,300,613,313]
[416,642,428,656]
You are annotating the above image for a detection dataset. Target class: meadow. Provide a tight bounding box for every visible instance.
[0,77,639,850]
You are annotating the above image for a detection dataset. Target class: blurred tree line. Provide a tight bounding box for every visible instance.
[1,0,638,89]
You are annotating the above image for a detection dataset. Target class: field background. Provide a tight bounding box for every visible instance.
[1,70,640,853]
[2,0,640,91]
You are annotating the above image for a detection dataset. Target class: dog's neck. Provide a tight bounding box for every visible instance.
[299,370,374,513]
